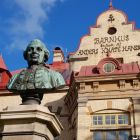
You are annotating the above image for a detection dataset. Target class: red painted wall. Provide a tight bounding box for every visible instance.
[0,70,11,89]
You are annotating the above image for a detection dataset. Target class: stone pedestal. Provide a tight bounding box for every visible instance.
[0,105,63,140]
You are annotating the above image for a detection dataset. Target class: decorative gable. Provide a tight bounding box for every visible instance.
[69,8,140,72]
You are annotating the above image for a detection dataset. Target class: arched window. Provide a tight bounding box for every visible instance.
[93,114,129,126]
[92,113,131,140]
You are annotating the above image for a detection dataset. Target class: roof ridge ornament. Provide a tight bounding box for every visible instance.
[109,0,114,10]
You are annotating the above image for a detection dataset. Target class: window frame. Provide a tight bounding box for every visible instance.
[93,115,103,125]
[92,113,130,126]
[103,62,115,73]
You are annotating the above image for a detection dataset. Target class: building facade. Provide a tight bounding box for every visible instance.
[0,3,140,140]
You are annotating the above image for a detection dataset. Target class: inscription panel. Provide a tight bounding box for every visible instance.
[77,35,140,56]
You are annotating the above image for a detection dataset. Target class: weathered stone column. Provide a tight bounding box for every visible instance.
[0,105,63,140]
[132,98,140,135]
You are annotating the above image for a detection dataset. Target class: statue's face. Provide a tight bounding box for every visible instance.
[26,45,45,65]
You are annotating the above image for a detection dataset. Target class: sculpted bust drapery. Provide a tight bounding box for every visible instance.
[7,39,65,104]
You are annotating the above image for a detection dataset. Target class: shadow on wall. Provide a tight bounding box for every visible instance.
[43,94,69,116]
[44,94,72,140]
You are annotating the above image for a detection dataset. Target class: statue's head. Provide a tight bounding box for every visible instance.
[23,39,50,66]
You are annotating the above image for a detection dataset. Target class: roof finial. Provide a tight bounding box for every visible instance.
[109,0,114,10]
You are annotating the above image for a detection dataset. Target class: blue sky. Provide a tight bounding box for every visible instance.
[0,0,140,71]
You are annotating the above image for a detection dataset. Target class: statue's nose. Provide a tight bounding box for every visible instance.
[32,48,37,53]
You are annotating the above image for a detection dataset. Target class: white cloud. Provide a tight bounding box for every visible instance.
[6,0,65,51]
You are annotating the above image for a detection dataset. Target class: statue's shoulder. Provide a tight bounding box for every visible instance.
[7,69,27,89]
[10,73,19,81]
[44,67,66,88]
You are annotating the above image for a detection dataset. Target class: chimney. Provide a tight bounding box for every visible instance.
[53,47,65,63]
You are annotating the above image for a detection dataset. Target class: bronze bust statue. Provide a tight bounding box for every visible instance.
[7,39,65,104]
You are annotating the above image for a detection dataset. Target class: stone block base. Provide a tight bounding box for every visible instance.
[0,105,63,140]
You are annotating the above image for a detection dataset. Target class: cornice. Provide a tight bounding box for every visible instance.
[75,73,140,83]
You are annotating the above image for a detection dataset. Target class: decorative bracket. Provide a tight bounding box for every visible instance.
[133,79,139,88]
[119,80,125,89]
[80,82,85,91]
[93,82,99,91]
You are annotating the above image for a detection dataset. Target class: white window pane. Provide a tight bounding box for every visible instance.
[118,120,123,124]
[124,115,129,124]
[93,121,97,125]
[98,116,102,120]
[111,115,115,119]
[106,116,111,120]
[111,119,115,124]
[118,115,123,119]
[93,116,103,125]
[93,116,97,120]
[98,120,103,125]
[118,114,129,124]
[106,119,110,124]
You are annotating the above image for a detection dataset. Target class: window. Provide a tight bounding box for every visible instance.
[105,115,115,125]
[103,63,115,73]
[107,27,117,35]
[93,116,103,125]
[93,130,130,140]
[93,114,129,126]
[93,114,130,140]
[118,114,129,124]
